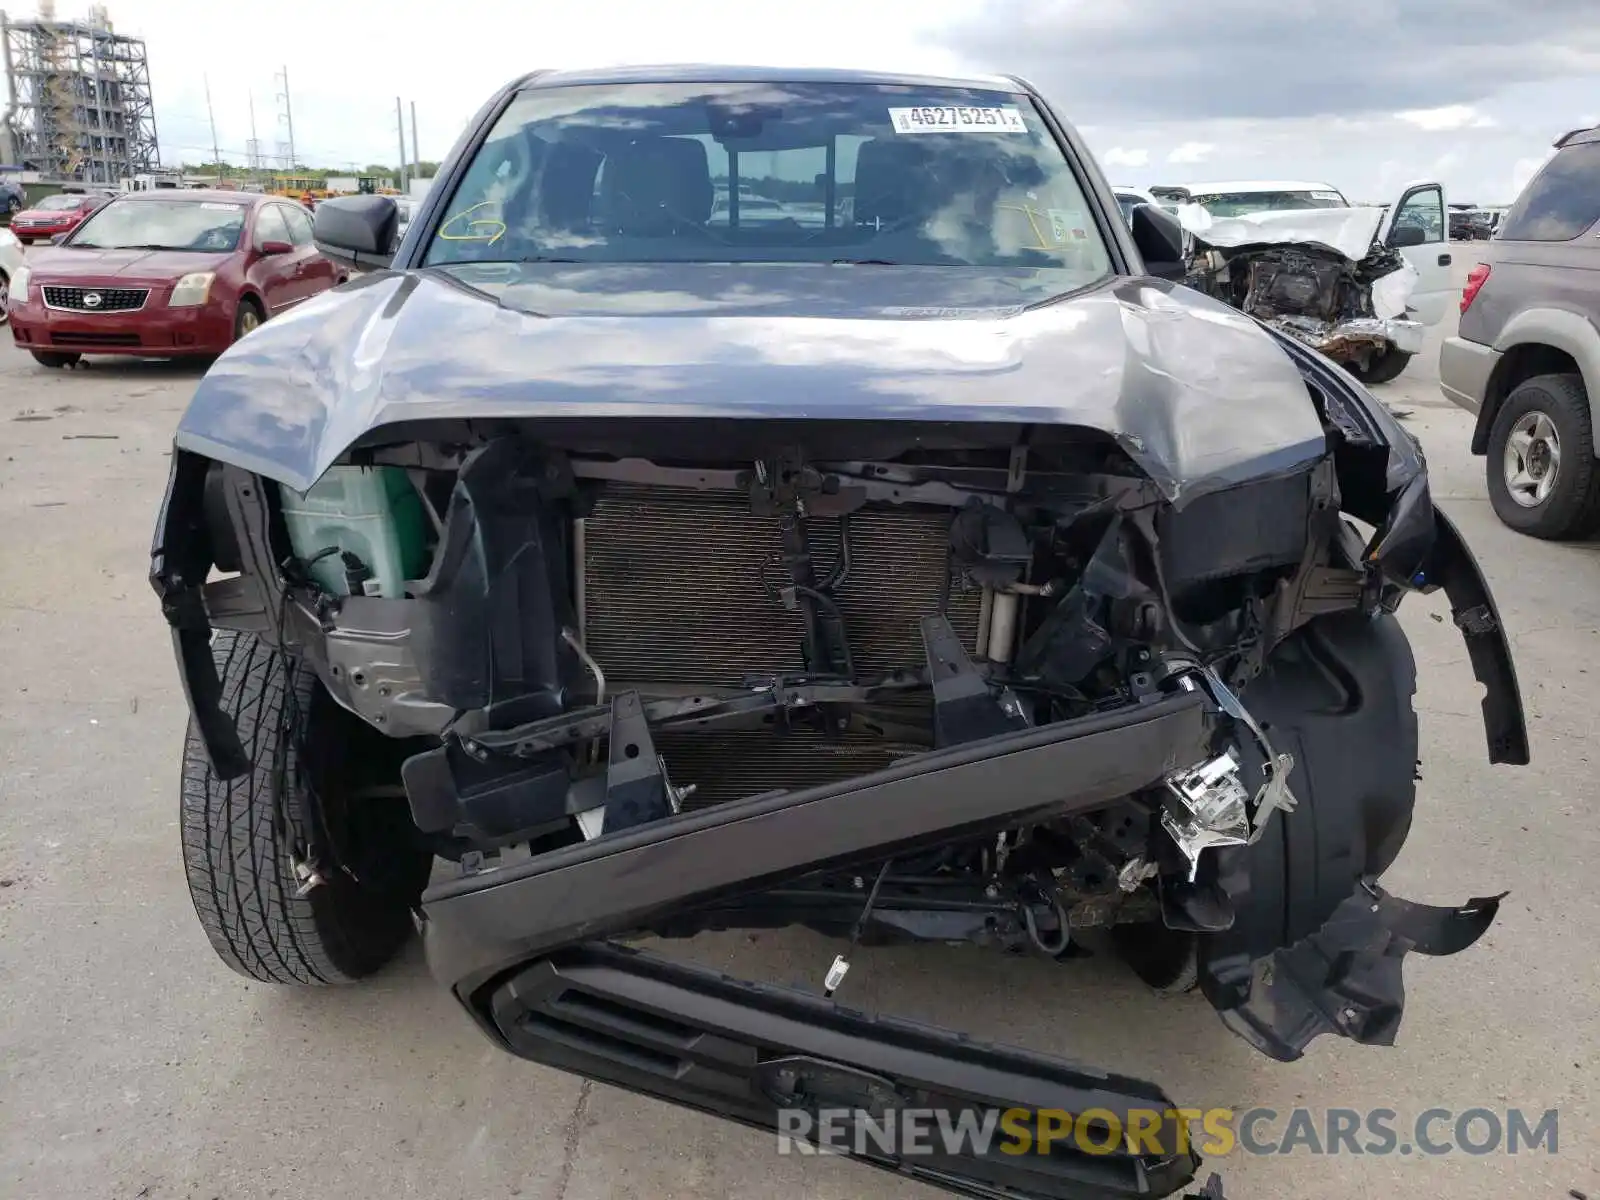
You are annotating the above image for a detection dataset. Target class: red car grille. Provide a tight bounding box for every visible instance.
[42,286,149,313]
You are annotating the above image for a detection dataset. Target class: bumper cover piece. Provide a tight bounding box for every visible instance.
[486,943,1200,1200]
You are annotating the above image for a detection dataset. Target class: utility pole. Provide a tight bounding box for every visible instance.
[247,94,262,180]
[275,65,297,170]
[395,96,408,191]
[204,74,222,179]
[410,100,421,182]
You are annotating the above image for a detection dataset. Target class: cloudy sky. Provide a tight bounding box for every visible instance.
[97,0,1598,203]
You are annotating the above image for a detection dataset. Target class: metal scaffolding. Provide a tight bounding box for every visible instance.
[1,3,161,183]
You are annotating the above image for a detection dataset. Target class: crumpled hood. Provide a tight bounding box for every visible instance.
[1177,204,1387,262]
[1176,205,1419,320]
[174,262,1327,503]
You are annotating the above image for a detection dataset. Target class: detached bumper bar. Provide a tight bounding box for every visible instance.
[422,691,1213,995]
[486,943,1201,1200]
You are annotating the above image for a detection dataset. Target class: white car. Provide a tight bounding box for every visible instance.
[0,226,23,326]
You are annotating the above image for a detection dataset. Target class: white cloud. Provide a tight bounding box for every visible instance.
[1102,146,1151,169]
[109,0,974,167]
[1395,104,1495,132]
[1166,141,1216,164]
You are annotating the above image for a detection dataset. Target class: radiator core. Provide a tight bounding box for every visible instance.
[579,483,985,806]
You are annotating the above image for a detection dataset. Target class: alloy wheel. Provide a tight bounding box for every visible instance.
[1502,410,1561,508]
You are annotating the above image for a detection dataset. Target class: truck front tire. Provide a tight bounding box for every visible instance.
[179,630,432,985]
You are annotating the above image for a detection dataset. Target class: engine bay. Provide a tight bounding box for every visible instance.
[184,414,1391,962]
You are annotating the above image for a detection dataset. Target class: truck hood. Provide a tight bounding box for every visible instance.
[174,262,1327,502]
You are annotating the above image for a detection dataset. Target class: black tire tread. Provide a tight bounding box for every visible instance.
[1486,372,1600,540]
[180,630,415,985]
[1348,348,1413,386]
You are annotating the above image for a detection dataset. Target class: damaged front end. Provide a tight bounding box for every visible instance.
[1179,208,1425,373]
[152,339,1525,1199]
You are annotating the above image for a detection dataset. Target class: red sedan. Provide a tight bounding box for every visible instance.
[7,189,113,244]
[6,189,345,367]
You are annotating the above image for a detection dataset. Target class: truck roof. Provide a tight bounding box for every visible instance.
[517,64,1022,92]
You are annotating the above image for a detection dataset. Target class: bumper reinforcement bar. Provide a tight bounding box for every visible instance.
[422,691,1213,994]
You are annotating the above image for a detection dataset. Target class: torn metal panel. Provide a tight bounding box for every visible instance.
[1179,205,1422,371]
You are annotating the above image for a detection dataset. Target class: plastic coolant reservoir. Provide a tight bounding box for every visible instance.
[279,466,429,598]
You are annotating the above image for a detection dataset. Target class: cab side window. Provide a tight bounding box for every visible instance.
[1394,185,1444,243]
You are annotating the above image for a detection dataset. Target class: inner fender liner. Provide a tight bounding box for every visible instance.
[1208,881,1503,1062]
[423,692,1212,996]
[484,942,1201,1200]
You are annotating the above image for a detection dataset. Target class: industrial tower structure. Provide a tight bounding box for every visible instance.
[0,2,160,183]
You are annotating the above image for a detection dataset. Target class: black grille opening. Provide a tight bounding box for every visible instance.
[42,286,148,313]
[50,331,141,346]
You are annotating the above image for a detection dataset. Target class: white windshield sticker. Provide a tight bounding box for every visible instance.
[1309,191,1343,202]
[888,106,1028,134]
[200,202,243,211]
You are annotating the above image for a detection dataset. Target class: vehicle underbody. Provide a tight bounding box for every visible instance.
[153,336,1525,1199]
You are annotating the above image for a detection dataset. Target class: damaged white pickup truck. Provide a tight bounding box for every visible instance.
[1165,181,1453,384]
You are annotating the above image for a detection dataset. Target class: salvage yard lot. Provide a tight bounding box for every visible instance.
[2,256,1597,1200]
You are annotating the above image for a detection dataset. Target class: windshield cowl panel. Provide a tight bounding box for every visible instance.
[420,80,1112,286]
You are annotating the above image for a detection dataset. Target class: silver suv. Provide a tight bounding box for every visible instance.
[1440,124,1600,539]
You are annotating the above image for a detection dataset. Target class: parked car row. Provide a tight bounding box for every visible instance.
[1449,209,1501,240]
[6,187,118,243]
[4,188,344,364]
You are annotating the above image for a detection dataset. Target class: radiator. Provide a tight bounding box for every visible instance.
[580,483,985,806]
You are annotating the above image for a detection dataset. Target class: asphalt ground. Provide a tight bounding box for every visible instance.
[2,248,1596,1199]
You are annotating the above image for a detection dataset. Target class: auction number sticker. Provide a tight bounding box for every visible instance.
[888,106,1028,134]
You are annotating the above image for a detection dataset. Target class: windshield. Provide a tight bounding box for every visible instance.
[69,199,246,251]
[35,194,88,212]
[1188,189,1349,216]
[422,80,1112,278]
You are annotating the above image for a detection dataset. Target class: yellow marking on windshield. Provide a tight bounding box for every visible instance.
[997,204,1058,252]
[438,201,507,245]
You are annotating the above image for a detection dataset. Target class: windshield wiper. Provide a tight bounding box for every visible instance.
[831,258,903,266]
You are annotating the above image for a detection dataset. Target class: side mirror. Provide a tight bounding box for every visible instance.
[49,232,69,245]
[1130,203,1188,281]
[1389,224,1428,248]
[258,240,293,256]
[312,195,399,271]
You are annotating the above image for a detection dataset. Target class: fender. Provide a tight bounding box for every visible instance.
[1472,306,1600,453]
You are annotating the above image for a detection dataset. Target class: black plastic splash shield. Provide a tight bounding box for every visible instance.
[1205,880,1504,1062]
[488,942,1201,1200]
[422,691,1212,995]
